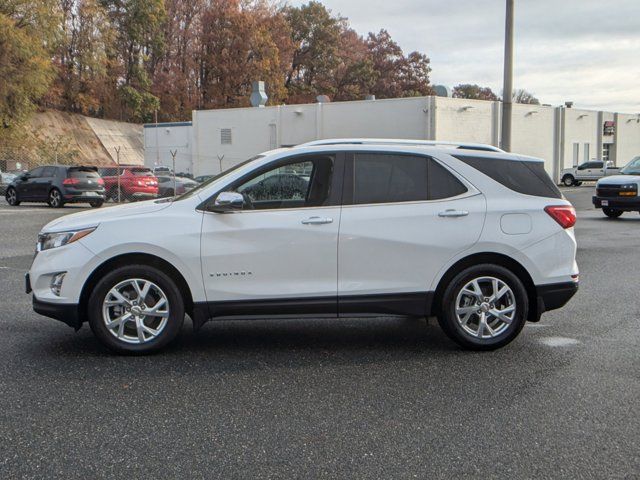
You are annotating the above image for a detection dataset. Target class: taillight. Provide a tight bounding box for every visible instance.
[97,178,104,185]
[545,205,576,229]
[63,178,80,185]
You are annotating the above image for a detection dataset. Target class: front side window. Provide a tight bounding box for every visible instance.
[232,156,333,210]
[28,167,44,178]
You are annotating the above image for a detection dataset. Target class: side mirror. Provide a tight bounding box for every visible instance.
[210,191,244,213]
[20,173,30,181]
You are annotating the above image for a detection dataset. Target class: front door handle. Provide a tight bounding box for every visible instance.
[438,209,469,218]
[301,216,333,225]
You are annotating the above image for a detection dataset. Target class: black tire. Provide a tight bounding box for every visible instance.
[5,187,20,206]
[89,200,104,208]
[562,175,575,187]
[88,264,185,354]
[575,181,583,186]
[603,207,623,218]
[48,188,64,208]
[437,264,528,350]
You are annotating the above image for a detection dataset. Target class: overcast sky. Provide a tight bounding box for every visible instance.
[291,0,640,113]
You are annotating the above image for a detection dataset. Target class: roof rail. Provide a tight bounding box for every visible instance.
[300,138,504,153]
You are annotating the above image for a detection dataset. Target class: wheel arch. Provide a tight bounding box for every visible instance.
[432,252,539,322]
[78,252,195,324]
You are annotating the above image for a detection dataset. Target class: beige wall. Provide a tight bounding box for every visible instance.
[434,97,494,144]
[615,114,640,166]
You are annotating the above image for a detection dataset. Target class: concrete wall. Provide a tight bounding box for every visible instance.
[434,97,494,145]
[615,114,640,166]
[144,96,640,182]
[144,122,193,174]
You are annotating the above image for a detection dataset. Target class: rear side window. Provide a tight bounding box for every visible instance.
[131,168,153,176]
[68,167,100,179]
[41,167,57,177]
[453,155,561,199]
[351,153,467,205]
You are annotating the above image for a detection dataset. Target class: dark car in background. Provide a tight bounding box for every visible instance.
[194,175,213,183]
[98,166,158,202]
[5,165,105,208]
[156,175,199,197]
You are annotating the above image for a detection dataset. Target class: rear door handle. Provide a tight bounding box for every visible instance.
[301,216,333,225]
[438,209,469,218]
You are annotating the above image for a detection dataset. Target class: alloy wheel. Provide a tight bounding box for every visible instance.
[7,188,17,205]
[102,278,170,344]
[454,276,516,339]
[49,190,61,207]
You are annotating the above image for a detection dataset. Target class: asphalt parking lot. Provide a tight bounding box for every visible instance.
[0,189,638,479]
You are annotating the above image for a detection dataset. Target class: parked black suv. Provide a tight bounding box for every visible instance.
[5,165,105,208]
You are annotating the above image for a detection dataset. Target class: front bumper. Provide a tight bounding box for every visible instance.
[592,195,640,211]
[536,281,579,316]
[32,296,82,330]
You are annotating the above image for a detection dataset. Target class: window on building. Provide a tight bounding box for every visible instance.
[221,128,232,145]
[583,143,590,162]
[602,144,612,163]
[572,143,580,166]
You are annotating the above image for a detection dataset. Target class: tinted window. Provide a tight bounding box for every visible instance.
[231,156,333,209]
[68,167,100,179]
[41,167,57,177]
[29,167,44,178]
[353,153,428,204]
[429,160,468,200]
[586,161,603,169]
[453,155,562,199]
[130,168,153,176]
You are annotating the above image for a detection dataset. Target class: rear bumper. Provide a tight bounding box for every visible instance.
[536,281,579,315]
[131,192,158,199]
[63,189,105,202]
[33,296,82,330]
[592,196,640,210]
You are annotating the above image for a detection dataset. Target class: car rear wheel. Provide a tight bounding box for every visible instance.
[88,265,185,354]
[437,264,528,350]
[562,175,575,187]
[603,207,623,218]
[89,200,104,208]
[5,187,20,206]
[48,188,64,208]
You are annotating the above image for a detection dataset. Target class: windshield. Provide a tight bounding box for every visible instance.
[620,156,640,175]
[173,155,264,201]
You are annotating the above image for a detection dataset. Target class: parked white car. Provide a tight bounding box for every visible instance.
[27,140,579,353]
[560,160,620,186]
[592,156,640,218]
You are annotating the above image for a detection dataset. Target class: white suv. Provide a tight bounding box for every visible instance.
[27,141,579,353]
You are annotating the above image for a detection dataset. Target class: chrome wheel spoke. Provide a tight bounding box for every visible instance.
[102,278,169,345]
[455,276,516,339]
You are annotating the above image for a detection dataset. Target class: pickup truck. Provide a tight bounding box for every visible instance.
[560,160,620,186]
[592,156,640,218]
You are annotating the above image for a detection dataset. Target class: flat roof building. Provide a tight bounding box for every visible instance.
[144,96,640,182]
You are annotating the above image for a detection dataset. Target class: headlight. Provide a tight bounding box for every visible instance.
[37,227,96,252]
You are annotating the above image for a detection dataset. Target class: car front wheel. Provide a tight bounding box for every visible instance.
[438,264,528,350]
[88,265,185,354]
[562,175,575,187]
[5,187,20,206]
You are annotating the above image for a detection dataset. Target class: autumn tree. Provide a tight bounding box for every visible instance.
[513,88,540,105]
[99,0,166,121]
[453,83,499,101]
[0,0,58,142]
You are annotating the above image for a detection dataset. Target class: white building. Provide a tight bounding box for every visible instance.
[144,96,640,182]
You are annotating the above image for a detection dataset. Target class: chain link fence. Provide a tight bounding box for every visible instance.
[1,146,198,205]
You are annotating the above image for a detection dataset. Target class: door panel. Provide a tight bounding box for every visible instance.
[337,194,486,299]
[200,207,340,305]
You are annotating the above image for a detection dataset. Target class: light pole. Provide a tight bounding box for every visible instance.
[501,0,514,152]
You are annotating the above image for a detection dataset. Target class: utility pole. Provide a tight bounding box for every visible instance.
[114,146,121,203]
[501,0,514,152]
[170,149,177,197]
